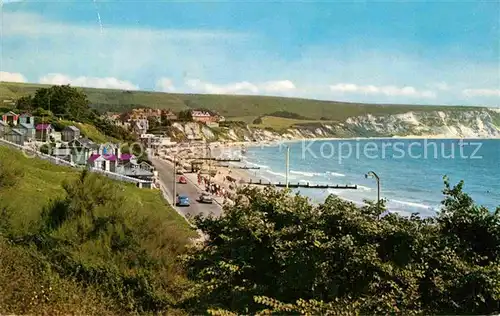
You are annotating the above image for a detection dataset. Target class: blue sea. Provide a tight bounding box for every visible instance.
[238,139,500,217]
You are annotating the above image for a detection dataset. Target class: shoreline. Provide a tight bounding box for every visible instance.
[229,135,500,150]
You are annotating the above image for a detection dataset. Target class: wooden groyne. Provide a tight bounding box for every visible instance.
[246,179,358,189]
[195,158,242,162]
[215,164,260,170]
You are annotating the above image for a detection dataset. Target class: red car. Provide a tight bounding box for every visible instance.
[178,176,187,184]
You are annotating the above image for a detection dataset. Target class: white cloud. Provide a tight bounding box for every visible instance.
[185,79,296,95]
[260,80,296,93]
[329,83,436,98]
[156,78,176,92]
[39,73,139,90]
[185,79,259,94]
[0,71,27,83]
[462,88,500,97]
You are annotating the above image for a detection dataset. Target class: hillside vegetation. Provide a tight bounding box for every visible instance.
[1,81,484,122]
[0,146,195,315]
[186,183,500,315]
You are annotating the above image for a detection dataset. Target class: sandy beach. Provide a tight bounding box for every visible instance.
[156,143,260,204]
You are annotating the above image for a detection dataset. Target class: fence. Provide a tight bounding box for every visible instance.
[0,138,77,167]
[90,167,151,187]
[0,138,151,187]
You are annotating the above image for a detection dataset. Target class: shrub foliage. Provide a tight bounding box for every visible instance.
[184,179,500,315]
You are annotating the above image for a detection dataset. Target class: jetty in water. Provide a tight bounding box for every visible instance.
[214,164,260,170]
[195,158,242,162]
[246,179,358,190]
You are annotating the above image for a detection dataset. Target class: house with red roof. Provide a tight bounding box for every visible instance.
[88,153,118,172]
[1,111,19,126]
[35,123,54,141]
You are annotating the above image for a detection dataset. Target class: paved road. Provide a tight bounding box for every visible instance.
[152,157,222,218]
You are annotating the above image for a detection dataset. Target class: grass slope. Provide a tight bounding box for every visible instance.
[59,120,116,143]
[491,111,500,128]
[0,145,195,314]
[250,116,330,132]
[0,144,192,234]
[1,81,484,122]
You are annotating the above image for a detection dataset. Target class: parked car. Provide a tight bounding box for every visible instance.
[176,169,184,175]
[178,176,187,184]
[198,192,213,204]
[176,195,190,207]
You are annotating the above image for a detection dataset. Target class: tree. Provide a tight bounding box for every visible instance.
[183,180,500,315]
[148,116,160,130]
[177,110,193,122]
[160,113,172,126]
[252,116,263,124]
[31,85,90,121]
[15,95,33,111]
[40,143,52,155]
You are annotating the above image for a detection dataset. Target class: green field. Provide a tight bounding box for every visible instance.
[250,116,331,131]
[0,81,484,122]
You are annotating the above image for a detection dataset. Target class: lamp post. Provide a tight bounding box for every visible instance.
[365,171,380,207]
[206,143,212,185]
[173,155,178,206]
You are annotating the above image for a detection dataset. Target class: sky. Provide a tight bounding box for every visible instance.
[1,0,499,106]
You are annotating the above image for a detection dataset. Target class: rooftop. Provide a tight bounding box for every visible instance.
[64,126,80,132]
[35,123,52,131]
[103,154,117,161]
[7,129,23,136]
[69,137,97,149]
[88,153,101,163]
[19,123,32,130]
[119,153,133,161]
[2,111,18,116]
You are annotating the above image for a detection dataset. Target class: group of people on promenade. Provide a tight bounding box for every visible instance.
[197,172,228,198]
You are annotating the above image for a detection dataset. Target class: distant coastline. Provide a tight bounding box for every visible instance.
[238,135,500,149]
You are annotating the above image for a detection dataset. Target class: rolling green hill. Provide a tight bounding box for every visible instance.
[0,81,484,122]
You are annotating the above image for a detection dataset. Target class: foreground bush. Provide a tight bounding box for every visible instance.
[184,178,500,315]
[0,169,194,315]
[0,236,115,315]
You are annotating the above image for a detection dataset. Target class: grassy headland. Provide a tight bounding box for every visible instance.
[1,81,484,123]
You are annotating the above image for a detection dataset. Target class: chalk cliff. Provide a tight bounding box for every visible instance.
[170,109,500,141]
